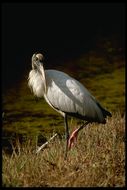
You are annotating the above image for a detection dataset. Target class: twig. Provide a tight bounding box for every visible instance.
[36,133,57,154]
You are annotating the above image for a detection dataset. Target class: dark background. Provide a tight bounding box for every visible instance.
[1,3,125,93]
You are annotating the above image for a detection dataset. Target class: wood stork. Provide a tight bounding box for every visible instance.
[28,53,112,158]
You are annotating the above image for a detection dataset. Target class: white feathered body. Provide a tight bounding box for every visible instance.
[28,69,108,123]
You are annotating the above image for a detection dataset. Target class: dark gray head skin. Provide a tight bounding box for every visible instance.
[32,53,44,70]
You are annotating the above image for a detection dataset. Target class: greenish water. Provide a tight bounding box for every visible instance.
[2,49,125,151]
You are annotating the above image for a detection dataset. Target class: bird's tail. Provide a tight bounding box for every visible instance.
[103,108,112,117]
[97,102,112,118]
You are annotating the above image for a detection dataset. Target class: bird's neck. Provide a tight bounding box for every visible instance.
[28,69,46,98]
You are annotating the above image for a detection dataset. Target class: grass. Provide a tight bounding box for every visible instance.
[2,112,125,187]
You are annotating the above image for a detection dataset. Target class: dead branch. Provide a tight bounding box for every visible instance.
[36,133,57,154]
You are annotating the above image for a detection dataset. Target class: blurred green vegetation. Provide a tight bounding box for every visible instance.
[2,39,125,149]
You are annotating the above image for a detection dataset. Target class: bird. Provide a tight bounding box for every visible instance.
[28,52,112,158]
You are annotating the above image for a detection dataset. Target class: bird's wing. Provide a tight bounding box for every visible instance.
[45,70,104,122]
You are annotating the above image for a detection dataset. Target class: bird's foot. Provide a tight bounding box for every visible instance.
[68,128,78,149]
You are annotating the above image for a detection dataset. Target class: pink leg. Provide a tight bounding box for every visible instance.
[68,128,79,149]
[68,122,89,150]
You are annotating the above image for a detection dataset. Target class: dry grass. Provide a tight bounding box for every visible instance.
[2,112,125,187]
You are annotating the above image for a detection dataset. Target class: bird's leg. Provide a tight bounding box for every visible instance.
[64,114,70,159]
[68,121,89,149]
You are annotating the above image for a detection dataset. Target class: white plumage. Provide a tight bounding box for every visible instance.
[29,69,105,122]
[28,53,112,157]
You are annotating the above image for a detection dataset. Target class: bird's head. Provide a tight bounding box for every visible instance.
[32,53,44,71]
